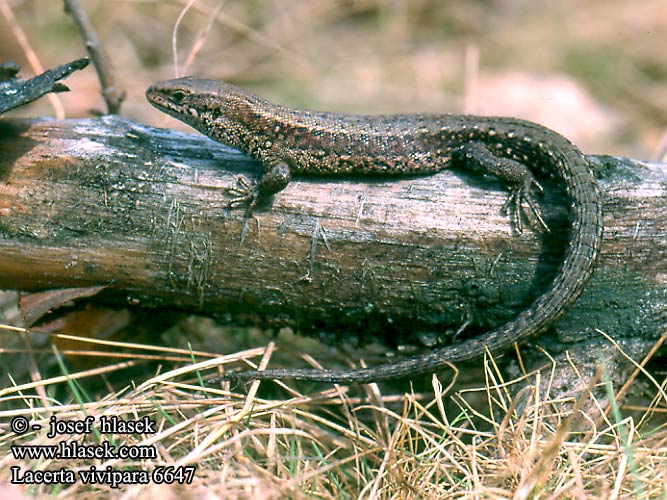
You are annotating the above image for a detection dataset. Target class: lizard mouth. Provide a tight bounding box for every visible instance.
[145,91,170,111]
[146,93,186,121]
[146,92,204,131]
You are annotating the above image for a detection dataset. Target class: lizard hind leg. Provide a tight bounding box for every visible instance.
[453,142,547,233]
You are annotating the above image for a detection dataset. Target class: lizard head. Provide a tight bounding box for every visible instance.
[146,77,265,153]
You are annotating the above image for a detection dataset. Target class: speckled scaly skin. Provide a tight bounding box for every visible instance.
[146,77,603,383]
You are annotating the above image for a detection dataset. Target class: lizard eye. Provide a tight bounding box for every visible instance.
[171,90,187,103]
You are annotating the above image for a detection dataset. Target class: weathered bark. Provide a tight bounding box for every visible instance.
[0,116,665,364]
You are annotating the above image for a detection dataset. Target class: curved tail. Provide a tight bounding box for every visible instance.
[226,127,603,383]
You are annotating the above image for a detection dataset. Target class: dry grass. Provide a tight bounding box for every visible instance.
[1,319,666,499]
[2,1,667,498]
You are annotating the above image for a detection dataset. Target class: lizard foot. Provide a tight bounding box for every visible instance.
[223,163,291,215]
[453,142,549,233]
[502,176,548,233]
[224,175,261,214]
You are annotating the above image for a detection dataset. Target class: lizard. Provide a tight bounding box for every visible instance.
[146,77,603,383]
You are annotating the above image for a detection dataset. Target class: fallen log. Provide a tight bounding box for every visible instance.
[0,116,665,377]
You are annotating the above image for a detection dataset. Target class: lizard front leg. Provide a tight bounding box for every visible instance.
[226,158,292,213]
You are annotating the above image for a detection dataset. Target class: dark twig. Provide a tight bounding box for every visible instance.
[0,58,89,115]
[64,0,125,114]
